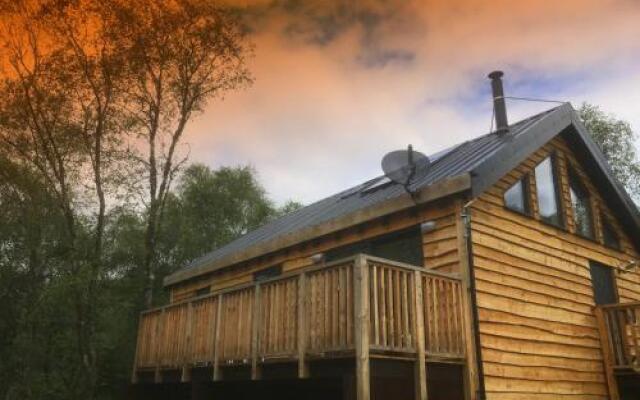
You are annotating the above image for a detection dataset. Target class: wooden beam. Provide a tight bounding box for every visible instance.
[413,270,428,400]
[251,285,262,380]
[594,307,620,400]
[354,255,370,400]
[297,272,309,378]
[212,294,223,381]
[455,202,479,400]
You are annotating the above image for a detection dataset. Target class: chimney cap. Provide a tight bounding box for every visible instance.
[488,70,504,80]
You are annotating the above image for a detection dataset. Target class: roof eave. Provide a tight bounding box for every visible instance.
[163,173,472,287]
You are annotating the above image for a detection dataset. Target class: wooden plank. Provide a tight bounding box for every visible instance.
[297,273,309,378]
[354,255,370,400]
[414,270,428,400]
[212,294,223,381]
[251,284,261,380]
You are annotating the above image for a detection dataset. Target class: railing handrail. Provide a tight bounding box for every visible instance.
[141,254,462,315]
[597,301,640,310]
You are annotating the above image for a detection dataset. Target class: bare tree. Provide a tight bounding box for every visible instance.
[0,2,128,395]
[114,0,252,307]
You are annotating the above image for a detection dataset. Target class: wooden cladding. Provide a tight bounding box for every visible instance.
[133,255,466,375]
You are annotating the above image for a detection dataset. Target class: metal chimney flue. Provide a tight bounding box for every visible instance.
[488,70,509,134]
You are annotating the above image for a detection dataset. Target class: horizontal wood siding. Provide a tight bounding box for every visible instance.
[170,201,461,302]
[473,136,640,400]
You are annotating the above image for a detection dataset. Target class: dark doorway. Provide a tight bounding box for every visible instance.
[589,261,618,305]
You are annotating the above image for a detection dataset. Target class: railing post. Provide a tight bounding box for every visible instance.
[297,272,309,378]
[251,284,262,380]
[595,307,620,400]
[181,302,194,382]
[414,270,428,400]
[154,309,166,383]
[212,294,223,381]
[354,255,370,400]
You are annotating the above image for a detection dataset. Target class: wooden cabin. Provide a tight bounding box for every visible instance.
[130,77,640,400]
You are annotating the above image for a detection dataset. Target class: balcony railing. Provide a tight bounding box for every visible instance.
[133,254,467,380]
[596,302,640,371]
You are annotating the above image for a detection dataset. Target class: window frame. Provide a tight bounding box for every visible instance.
[568,168,594,240]
[503,174,531,216]
[588,260,619,306]
[533,153,565,228]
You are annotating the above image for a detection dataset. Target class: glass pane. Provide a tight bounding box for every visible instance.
[602,217,620,250]
[504,179,527,213]
[570,176,593,238]
[589,261,617,305]
[535,157,561,226]
[371,228,423,266]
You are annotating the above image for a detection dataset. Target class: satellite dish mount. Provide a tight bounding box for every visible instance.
[381,144,430,201]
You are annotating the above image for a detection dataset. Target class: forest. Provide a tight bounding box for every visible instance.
[1,1,639,399]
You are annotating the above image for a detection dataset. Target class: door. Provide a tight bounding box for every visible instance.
[589,261,618,305]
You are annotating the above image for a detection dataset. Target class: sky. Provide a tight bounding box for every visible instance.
[183,0,640,205]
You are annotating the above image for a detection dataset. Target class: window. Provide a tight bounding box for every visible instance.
[569,172,593,239]
[325,226,424,266]
[534,156,562,226]
[602,216,621,250]
[504,176,530,214]
[253,265,282,282]
[589,261,617,305]
[195,287,210,297]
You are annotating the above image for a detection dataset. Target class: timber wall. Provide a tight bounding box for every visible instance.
[470,135,640,399]
[169,199,461,302]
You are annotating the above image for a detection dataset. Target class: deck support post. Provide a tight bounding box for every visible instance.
[297,272,309,378]
[456,202,480,400]
[414,270,428,400]
[251,285,262,380]
[212,294,223,381]
[595,307,620,400]
[354,255,370,400]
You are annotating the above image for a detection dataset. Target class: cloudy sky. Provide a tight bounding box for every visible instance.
[184,0,640,205]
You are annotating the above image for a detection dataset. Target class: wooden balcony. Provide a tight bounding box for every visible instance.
[133,254,468,389]
[595,302,640,400]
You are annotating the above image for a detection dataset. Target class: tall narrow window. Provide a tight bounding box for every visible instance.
[602,216,621,250]
[589,261,617,305]
[504,176,529,214]
[534,156,562,226]
[569,172,593,239]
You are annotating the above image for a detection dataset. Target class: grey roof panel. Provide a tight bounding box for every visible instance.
[176,107,560,276]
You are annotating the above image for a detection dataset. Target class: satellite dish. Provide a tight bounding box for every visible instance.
[381,145,430,187]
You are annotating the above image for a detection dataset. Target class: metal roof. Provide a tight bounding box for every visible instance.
[165,103,640,286]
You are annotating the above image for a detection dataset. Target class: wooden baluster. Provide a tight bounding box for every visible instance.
[298,273,309,378]
[212,294,223,381]
[595,307,620,400]
[632,307,640,369]
[354,255,370,400]
[251,285,262,380]
[181,302,194,382]
[414,270,427,400]
[153,309,166,383]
